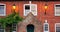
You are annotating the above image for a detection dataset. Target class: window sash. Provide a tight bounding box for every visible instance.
[55,4,60,16]
[55,23,60,32]
[44,23,49,32]
[0,4,6,16]
[24,4,30,16]
[31,4,37,16]
[12,23,17,32]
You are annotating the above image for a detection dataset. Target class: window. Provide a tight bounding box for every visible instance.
[55,4,60,16]
[12,23,17,32]
[0,3,6,16]
[24,4,30,16]
[44,23,49,32]
[0,23,4,32]
[31,4,37,16]
[24,4,37,16]
[55,23,60,32]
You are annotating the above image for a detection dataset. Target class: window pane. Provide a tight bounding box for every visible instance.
[25,5,30,10]
[24,5,30,16]
[12,23,16,32]
[0,30,4,32]
[31,4,37,16]
[44,24,48,31]
[56,5,60,7]
[56,7,60,14]
[0,24,4,32]
[0,5,4,14]
[55,5,60,16]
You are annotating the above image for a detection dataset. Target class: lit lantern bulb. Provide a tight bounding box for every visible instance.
[45,4,48,10]
[13,4,16,10]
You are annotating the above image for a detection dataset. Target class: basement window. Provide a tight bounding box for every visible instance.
[55,23,60,32]
[55,4,60,16]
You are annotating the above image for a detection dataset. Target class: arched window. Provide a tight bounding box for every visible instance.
[44,20,49,32]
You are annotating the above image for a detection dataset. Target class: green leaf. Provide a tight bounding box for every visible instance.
[0,12,23,28]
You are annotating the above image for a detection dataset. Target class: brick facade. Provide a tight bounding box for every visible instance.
[0,1,60,32]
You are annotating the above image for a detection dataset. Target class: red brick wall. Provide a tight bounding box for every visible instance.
[0,1,60,32]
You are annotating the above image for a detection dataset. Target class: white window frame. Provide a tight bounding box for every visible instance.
[31,4,37,16]
[24,4,30,16]
[0,3,6,16]
[55,23,60,32]
[54,4,60,16]
[44,23,49,32]
[23,4,37,16]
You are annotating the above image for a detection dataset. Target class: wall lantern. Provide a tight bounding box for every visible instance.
[44,4,48,15]
[12,4,16,13]
[12,4,16,10]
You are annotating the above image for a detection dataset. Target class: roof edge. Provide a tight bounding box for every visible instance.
[0,0,60,1]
